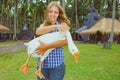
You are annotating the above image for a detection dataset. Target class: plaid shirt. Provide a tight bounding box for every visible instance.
[37,21,64,68]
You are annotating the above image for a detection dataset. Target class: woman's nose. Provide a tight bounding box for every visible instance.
[51,12,55,15]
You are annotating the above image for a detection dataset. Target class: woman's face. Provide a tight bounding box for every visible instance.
[48,5,59,24]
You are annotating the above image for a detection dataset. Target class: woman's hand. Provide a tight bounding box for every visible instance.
[35,41,48,55]
[56,22,70,32]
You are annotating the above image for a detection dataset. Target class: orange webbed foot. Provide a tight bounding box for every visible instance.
[19,64,30,75]
[35,68,45,79]
[73,52,80,63]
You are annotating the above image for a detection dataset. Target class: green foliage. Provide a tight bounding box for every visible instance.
[0,42,120,80]
[1,0,120,33]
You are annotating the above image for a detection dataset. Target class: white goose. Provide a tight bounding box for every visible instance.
[20,31,80,79]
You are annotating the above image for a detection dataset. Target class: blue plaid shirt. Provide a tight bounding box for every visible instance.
[37,21,64,68]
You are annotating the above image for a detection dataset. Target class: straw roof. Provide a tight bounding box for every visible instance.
[0,24,10,31]
[80,18,120,35]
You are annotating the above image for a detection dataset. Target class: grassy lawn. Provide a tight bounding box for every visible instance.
[0,41,120,80]
[0,40,20,47]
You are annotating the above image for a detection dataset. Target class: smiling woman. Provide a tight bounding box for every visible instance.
[30,1,70,80]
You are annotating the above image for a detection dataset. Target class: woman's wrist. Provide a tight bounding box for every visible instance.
[53,25,58,30]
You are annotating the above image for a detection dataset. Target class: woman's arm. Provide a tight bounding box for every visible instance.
[47,39,67,48]
[36,24,58,35]
[36,22,70,36]
[36,39,67,55]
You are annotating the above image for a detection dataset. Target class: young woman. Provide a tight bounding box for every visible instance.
[35,1,70,80]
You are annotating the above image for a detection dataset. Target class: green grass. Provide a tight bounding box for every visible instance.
[0,40,20,47]
[64,43,120,80]
[0,42,120,80]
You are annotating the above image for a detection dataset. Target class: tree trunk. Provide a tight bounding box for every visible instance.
[46,0,50,5]
[13,0,17,40]
[108,0,116,42]
[33,1,37,32]
[62,0,65,11]
[75,0,79,29]
[0,0,4,24]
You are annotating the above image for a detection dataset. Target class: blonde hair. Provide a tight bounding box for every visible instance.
[43,1,70,25]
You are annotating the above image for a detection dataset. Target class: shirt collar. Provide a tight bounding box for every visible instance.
[55,21,61,25]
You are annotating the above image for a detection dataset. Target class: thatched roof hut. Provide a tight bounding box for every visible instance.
[0,25,10,31]
[17,23,34,40]
[80,18,120,35]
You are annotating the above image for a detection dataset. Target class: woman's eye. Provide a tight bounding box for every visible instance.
[55,11,58,14]
[49,11,52,13]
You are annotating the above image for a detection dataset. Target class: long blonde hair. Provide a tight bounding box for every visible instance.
[43,1,70,25]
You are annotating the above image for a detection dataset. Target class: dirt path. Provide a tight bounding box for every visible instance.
[0,41,26,54]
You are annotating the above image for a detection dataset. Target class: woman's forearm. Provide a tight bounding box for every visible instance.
[36,22,70,36]
[36,25,57,36]
[46,39,67,49]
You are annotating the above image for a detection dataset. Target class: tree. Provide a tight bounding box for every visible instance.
[74,0,79,29]
[62,0,65,10]
[108,0,117,42]
[13,0,18,40]
[0,0,120,37]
